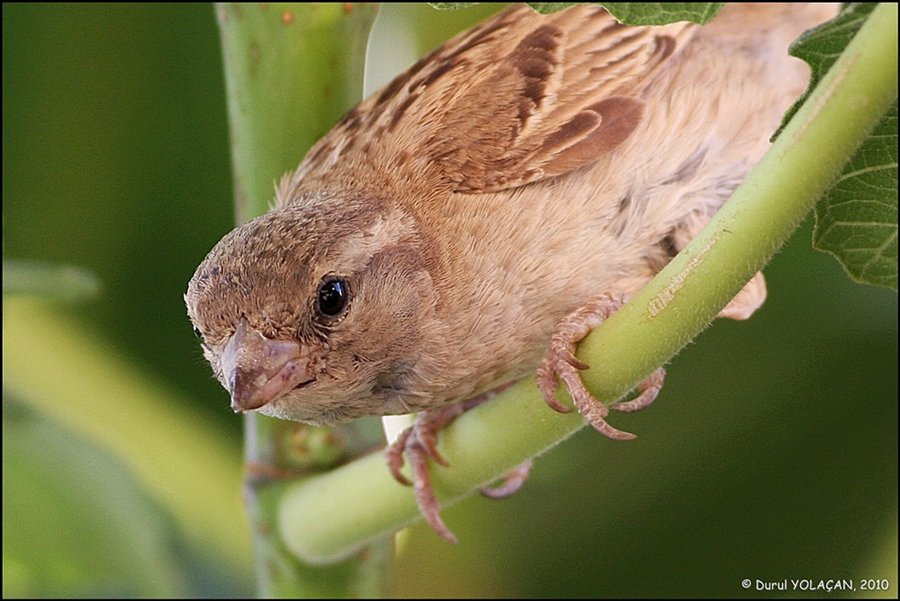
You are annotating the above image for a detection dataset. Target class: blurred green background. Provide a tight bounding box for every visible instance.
[3,3,897,598]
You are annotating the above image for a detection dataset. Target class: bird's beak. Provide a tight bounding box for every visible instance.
[220,317,314,412]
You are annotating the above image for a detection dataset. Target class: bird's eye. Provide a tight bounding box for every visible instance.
[192,324,211,349]
[317,276,350,318]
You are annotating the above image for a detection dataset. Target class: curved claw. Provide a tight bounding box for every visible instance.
[415,420,450,467]
[537,294,664,441]
[480,461,533,499]
[537,362,574,413]
[588,416,638,441]
[386,405,462,487]
[560,346,589,370]
[410,446,458,544]
[612,368,665,413]
[385,427,414,486]
[385,415,458,542]
[383,385,529,544]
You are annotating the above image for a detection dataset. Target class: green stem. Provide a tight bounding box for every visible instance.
[216,3,388,596]
[278,3,898,563]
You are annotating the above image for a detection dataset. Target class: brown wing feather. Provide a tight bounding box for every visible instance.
[283,4,696,202]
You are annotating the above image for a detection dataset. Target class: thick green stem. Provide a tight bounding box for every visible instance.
[216,3,387,596]
[217,2,377,218]
[278,3,898,563]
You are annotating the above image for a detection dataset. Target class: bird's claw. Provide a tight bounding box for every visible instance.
[479,460,533,499]
[537,294,664,440]
[385,402,471,544]
[385,385,523,543]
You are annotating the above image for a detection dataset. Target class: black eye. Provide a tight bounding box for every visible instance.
[192,324,211,349]
[317,276,350,318]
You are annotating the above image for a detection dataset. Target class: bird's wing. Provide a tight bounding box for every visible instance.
[285,4,696,200]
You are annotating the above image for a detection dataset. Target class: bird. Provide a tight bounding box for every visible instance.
[186,3,840,543]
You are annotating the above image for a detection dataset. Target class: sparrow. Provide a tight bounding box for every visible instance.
[186,3,839,543]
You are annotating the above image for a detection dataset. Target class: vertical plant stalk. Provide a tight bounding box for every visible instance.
[215,3,386,596]
[276,2,898,563]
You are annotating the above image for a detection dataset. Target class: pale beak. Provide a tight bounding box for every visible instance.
[220,317,314,412]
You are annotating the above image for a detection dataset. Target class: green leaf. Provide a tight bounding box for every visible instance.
[814,101,898,290]
[2,399,187,597]
[523,3,582,15]
[778,3,878,137]
[597,3,724,25]
[778,3,898,290]
[2,298,254,594]
[2,260,100,301]
[430,2,725,24]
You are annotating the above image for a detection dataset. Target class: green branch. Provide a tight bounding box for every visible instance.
[216,3,389,595]
[277,2,898,563]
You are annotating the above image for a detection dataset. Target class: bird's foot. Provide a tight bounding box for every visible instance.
[385,384,529,543]
[536,294,665,440]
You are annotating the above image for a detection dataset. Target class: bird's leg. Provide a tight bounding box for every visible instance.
[385,382,527,543]
[536,294,665,439]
